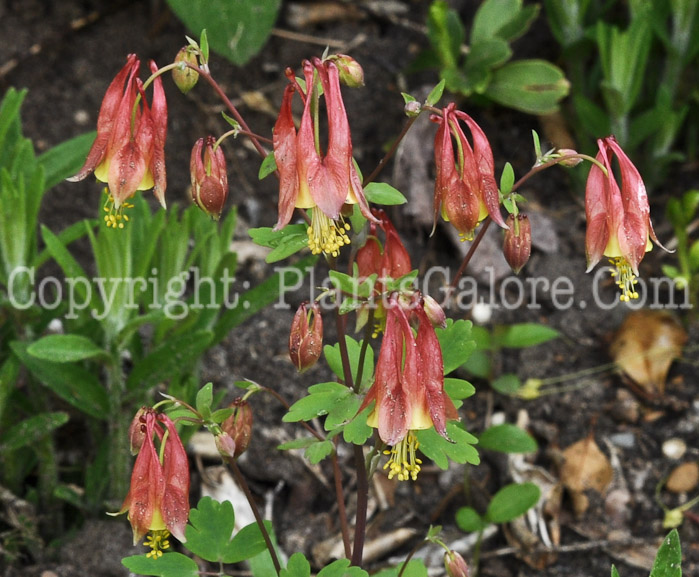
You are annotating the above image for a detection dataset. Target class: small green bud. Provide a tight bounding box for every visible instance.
[172,46,199,94]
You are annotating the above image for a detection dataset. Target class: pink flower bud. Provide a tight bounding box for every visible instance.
[327,54,364,87]
[444,551,470,577]
[503,213,532,274]
[219,398,253,459]
[557,149,582,167]
[289,302,323,372]
[172,46,199,94]
[422,294,447,328]
[190,136,228,220]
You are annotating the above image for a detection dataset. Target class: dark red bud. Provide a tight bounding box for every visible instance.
[289,302,323,372]
[503,214,532,274]
[190,136,228,220]
[220,398,253,459]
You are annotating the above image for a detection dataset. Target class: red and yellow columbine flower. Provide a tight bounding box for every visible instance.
[585,136,664,301]
[116,408,189,558]
[273,57,376,257]
[358,293,458,481]
[69,55,167,227]
[432,103,507,240]
[355,209,412,335]
[190,136,228,220]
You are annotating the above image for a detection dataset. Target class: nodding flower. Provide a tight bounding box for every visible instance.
[432,103,507,240]
[69,55,167,228]
[273,57,376,257]
[115,408,189,559]
[190,136,228,220]
[357,292,458,481]
[585,136,666,301]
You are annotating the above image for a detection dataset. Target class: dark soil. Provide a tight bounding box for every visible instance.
[1,1,698,577]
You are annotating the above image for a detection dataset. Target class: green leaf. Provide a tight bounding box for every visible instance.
[40,224,92,306]
[185,497,268,563]
[500,162,515,195]
[485,60,570,115]
[27,335,108,363]
[416,421,479,469]
[323,336,374,390]
[650,529,682,577]
[126,330,214,391]
[248,225,309,263]
[318,559,368,577]
[436,319,476,374]
[122,552,198,577]
[283,382,351,422]
[486,482,540,523]
[495,323,559,348]
[0,412,69,451]
[444,378,475,401]
[305,439,334,464]
[278,437,318,451]
[227,521,273,563]
[478,423,537,453]
[342,405,373,445]
[425,79,446,107]
[611,566,620,577]
[195,382,214,420]
[165,0,281,65]
[11,342,109,420]
[455,506,486,533]
[491,373,521,395]
[258,152,277,180]
[281,552,312,577]
[427,1,465,70]
[364,182,407,205]
[329,270,376,299]
[38,131,96,190]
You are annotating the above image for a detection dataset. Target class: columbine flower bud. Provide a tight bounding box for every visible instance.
[422,294,447,329]
[404,100,422,117]
[327,54,364,87]
[444,551,470,577]
[172,46,199,94]
[128,407,148,455]
[556,149,583,167]
[503,214,531,275]
[190,136,228,220]
[289,302,323,372]
[219,398,253,459]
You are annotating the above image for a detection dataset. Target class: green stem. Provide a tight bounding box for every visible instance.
[106,355,130,501]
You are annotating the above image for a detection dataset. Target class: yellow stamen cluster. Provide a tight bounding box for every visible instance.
[103,189,134,229]
[144,529,170,559]
[609,257,639,302]
[307,210,351,257]
[457,230,475,242]
[384,432,422,481]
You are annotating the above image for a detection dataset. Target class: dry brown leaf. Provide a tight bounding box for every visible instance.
[610,310,687,397]
[665,462,699,493]
[560,437,613,516]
